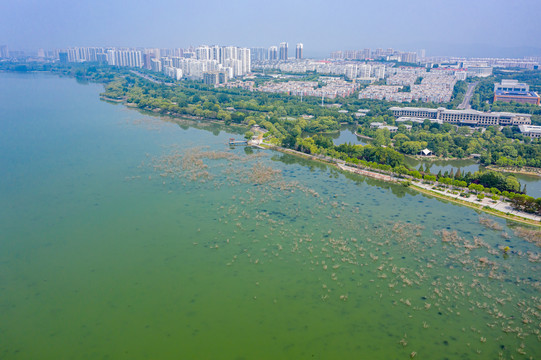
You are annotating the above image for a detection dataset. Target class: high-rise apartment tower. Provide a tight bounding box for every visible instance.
[279,42,288,61]
[296,43,303,59]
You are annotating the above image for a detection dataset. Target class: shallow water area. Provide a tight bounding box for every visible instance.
[0,73,540,360]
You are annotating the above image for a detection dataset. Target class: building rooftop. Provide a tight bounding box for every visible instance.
[389,106,438,112]
[500,79,521,85]
[391,106,531,118]
[396,116,443,124]
[519,124,541,133]
[494,89,539,98]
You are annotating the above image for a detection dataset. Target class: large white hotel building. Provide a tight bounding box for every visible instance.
[390,107,531,127]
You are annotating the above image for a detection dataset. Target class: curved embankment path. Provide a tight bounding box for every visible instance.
[410,182,541,227]
[261,143,540,227]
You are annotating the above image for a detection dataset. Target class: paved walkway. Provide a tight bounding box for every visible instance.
[412,181,541,222]
[337,163,399,182]
[262,143,540,223]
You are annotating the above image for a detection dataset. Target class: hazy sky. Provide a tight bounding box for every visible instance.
[2,0,540,58]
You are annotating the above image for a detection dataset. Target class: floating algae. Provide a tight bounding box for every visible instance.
[117,141,541,358]
[205,163,541,358]
[512,226,541,247]
[246,162,282,185]
[10,74,541,359]
[478,217,504,231]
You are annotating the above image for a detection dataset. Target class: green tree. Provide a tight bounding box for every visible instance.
[281,135,297,149]
[505,176,521,193]
[400,141,426,155]
[393,133,410,148]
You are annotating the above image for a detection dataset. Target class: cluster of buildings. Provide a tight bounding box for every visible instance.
[430,61,493,78]
[220,80,255,91]
[330,47,423,63]
[370,122,400,133]
[6,42,540,137]
[57,45,251,81]
[225,77,359,99]
[359,67,457,103]
[390,106,532,128]
[250,42,304,62]
[458,61,493,77]
[255,60,386,81]
[427,57,540,70]
[385,67,426,85]
[493,79,540,105]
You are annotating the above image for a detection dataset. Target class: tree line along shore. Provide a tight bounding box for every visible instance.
[2,62,540,218]
[260,141,541,224]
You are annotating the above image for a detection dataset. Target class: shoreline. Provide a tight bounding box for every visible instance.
[87,74,541,226]
[485,165,541,178]
[99,95,124,103]
[353,131,373,140]
[97,74,538,179]
[410,185,540,227]
[405,154,478,162]
[260,142,540,227]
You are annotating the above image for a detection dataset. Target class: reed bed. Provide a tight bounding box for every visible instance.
[142,144,541,357]
[513,227,541,247]
[478,217,504,231]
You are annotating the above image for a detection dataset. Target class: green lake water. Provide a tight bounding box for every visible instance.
[0,73,540,359]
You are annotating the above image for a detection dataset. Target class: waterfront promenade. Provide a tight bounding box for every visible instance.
[263,143,400,183]
[336,163,398,182]
[261,142,541,225]
[411,181,541,222]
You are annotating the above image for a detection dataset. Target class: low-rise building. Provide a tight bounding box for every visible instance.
[493,80,540,105]
[359,69,456,103]
[248,78,358,99]
[396,116,443,124]
[518,124,541,138]
[390,107,531,127]
[495,79,529,92]
[381,125,398,132]
[370,122,397,132]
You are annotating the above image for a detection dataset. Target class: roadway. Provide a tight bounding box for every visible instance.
[458,81,478,110]
[129,70,173,86]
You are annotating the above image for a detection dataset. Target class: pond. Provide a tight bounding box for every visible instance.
[405,157,541,197]
[321,125,370,146]
[404,157,481,175]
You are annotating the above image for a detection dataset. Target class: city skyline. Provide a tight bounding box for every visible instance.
[1,0,540,58]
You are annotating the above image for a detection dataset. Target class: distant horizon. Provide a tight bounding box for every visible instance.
[2,0,540,60]
[4,43,541,60]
